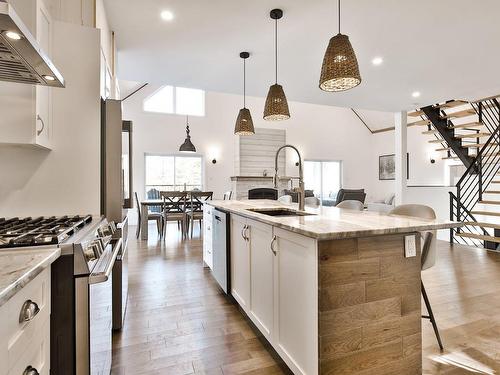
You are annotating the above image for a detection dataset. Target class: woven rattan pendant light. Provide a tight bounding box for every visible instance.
[234,52,255,136]
[319,0,361,92]
[179,115,196,152]
[263,9,290,121]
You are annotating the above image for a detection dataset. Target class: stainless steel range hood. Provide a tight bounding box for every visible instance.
[0,1,64,87]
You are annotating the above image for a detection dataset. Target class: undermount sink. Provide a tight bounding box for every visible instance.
[246,208,316,217]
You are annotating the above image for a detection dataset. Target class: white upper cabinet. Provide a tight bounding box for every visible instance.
[35,0,53,148]
[0,0,54,150]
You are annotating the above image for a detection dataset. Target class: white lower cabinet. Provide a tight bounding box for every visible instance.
[0,267,51,375]
[230,214,251,310]
[273,227,318,375]
[229,214,318,375]
[203,204,213,269]
[247,218,274,340]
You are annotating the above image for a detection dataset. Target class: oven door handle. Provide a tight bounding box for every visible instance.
[89,238,122,284]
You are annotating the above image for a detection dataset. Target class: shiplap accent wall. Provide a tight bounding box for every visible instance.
[232,128,287,200]
[237,128,286,177]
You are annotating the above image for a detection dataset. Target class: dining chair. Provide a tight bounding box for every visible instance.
[223,191,232,200]
[135,192,162,238]
[336,200,364,211]
[187,191,213,238]
[389,204,443,350]
[159,191,188,239]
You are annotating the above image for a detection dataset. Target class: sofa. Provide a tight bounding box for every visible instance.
[366,193,396,213]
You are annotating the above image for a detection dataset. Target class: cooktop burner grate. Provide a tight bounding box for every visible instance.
[0,215,93,248]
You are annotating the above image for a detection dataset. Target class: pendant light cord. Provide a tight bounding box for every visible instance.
[243,58,246,108]
[275,17,278,84]
[338,0,341,34]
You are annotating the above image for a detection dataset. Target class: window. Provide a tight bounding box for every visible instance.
[143,86,174,114]
[304,160,342,205]
[145,154,203,195]
[143,86,205,116]
[176,87,205,116]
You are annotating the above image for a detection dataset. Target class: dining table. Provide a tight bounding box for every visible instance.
[140,199,164,240]
[140,197,205,240]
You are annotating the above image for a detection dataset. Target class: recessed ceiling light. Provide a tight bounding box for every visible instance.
[372,57,383,66]
[5,31,22,40]
[160,10,174,21]
[43,75,55,81]
[412,91,421,98]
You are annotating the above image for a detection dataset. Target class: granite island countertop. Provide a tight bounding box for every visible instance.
[206,199,462,240]
[0,247,61,307]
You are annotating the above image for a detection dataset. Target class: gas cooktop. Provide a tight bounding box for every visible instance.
[0,215,93,248]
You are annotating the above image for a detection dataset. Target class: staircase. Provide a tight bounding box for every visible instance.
[409,96,500,250]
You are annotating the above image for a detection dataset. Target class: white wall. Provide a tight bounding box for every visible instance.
[123,85,391,223]
[0,23,101,217]
[370,122,456,196]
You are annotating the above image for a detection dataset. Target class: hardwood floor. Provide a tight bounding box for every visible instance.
[112,224,500,374]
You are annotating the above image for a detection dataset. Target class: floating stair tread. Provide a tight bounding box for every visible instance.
[484,190,500,194]
[443,152,500,160]
[464,221,500,230]
[449,122,483,129]
[409,110,424,117]
[478,200,500,205]
[455,133,491,139]
[434,100,468,109]
[455,233,500,244]
[422,130,438,135]
[471,210,500,217]
[442,156,460,160]
[429,139,446,144]
[440,109,476,119]
[435,147,451,151]
[462,143,488,148]
[408,119,430,126]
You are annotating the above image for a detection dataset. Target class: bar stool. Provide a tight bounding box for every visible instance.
[389,204,444,351]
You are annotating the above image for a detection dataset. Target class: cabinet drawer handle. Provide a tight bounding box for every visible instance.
[23,365,40,375]
[19,300,40,323]
[244,226,250,242]
[241,225,247,240]
[270,235,277,256]
[36,115,45,136]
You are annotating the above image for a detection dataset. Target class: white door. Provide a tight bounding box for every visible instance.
[230,215,250,311]
[247,218,274,340]
[273,228,318,375]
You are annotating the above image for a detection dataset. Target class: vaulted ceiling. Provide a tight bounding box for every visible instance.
[105,0,500,112]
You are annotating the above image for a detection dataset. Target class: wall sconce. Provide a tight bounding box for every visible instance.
[295,162,299,167]
[208,146,220,166]
[430,158,436,164]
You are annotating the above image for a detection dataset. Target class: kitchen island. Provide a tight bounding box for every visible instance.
[204,200,461,375]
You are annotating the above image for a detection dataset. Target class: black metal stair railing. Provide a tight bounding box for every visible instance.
[450,97,500,246]
[421,105,474,168]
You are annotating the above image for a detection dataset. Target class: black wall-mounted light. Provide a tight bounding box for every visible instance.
[212,159,217,164]
[430,158,436,164]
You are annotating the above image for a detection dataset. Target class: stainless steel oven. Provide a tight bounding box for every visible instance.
[75,237,121,375]
[112,217,128,331]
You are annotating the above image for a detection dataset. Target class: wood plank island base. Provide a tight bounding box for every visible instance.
[204,200,461,375]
